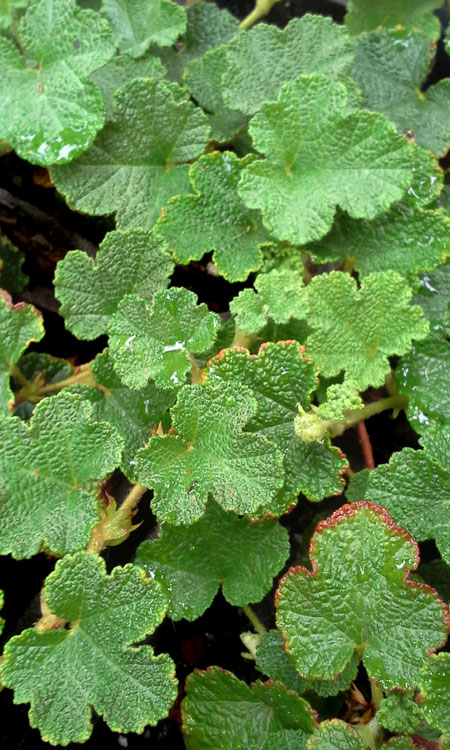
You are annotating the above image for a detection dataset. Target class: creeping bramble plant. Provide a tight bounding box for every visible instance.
[0,0,450,746]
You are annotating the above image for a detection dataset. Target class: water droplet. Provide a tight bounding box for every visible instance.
[225,395,236,407]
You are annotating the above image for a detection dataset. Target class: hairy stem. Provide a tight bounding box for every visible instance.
[189,354,202,385]
[347,394,407,424]
[119,482,147,518]
[242,604,267,636]
[240,0,280,29]
[38,362,95,394]
[357,420,375,470]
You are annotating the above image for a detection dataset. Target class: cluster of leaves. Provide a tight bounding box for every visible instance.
[0,0,450,747]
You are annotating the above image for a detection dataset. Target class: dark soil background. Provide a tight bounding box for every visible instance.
[0,1,449,748]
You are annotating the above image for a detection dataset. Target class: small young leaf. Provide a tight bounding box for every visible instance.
[108,287,220,390]
[238,75,414,246]
[51,78,210,229]
[276,502,450,688]
[418,653,450,734]
[135,380,284,525]
[377,690,423,733]
[156,152,272,282]
[182,667,318,750]
[0,391,123,558]
[351,29,450,158]
[306,720,365,750]
[0,229,28,294]
[0,552,177,745]
[0,0,115,166]
[55,229,173,340]
[304,271,429,391]
[207,342,348,507]
[222,15,354,116]
[346,427,450,564]
[136,500,289,620]
[305,203,450,284]
[0,291,44,417]
[101,0,186,57]
[345,0,442,39]
[395,335,450,430]
[412,264,450,335]
[315,381,363,422]
[229,269,306,334]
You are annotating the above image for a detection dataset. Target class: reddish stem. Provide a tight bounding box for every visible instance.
[410,736,440,750]
[356,420,375,470]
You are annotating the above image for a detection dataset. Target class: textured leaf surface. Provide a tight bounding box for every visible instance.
[238,75,413,245]
[306,203,450,283]
[0,0,114,165]
[0,0,26,29]
[207,342,348,507]
[0,292,44,417]
[51,78,210,229]
[1,552,177,745]
[304,271,429,390]
[418,653,450,733]
[346,428,450,564]
[0,229,28,293]
[377,691,423,733]
[345,0,442,38]
[101,0,186,57]
[412,264,450,335]
[71,349,176,480]
[135,381,284,524]
[156,152,271,282]
[306,720,365,750]
[184,47,247,143]
[351,29,450,158]
[108,288,220,389]
[222,15,354,116]
[182,667,317,750]
[55,229,173,340]
[229,269,306,334]
[0,391,123,558]
[276,503,450,688]
[136,500,289,620]
[396,335,450,429]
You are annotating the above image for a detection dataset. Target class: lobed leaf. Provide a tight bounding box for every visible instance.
[182,667,318,750]
[51,77,210,229]
[377,690,423,733]
[306,720,365,750]
[345,0,442,39]
[108,287,220,389]
[239,75,414,246]
[0,391,123,558]
[55,229,173,340]
[0,0,115,166]
[0,552,177,745]
[156,152,272,282]
[304,271,429,391]
[229,269,306,334]
[136,500,290,620]
[135,380,285,525]
[101,0,186,57]
[418,653,450,734]
[276,502,450,688]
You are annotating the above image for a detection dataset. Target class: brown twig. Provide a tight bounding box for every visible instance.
[356,420,375,470]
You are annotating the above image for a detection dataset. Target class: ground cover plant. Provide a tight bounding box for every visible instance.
[0,0,450,746]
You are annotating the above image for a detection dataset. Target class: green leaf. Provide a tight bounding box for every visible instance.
[0,229,28,293]
[306,720,365,750]
[345,0,442,39]
[346,428,450,564]
[316,381,363,422]
[261,731,313,750]
[90,51,167,120]
[136,500,289,620]
[418,653,450,734]
[381,740,416,750]
[304,271,429,391]
[50,77,210,229]
[156,152,271,282]
[0,552,177,745]
[71,349,176,480]
[412,264,450,335]
[0,0,27,30]
[255,629,359,698]
[101,0,186,57]
[222,15,354,116]
[207,342,348,507]
[0,0,114,166]
[305,203,450,284]
[182,667,318,750]
[108,287,220,390]
[418,559,450,605]
[0,291,44,417]
[184,47,248,143]
[0,391,123,558]
[55,229,173,340]
[135,380,285,525]
[238,75,414,246]
[407,141,443,207]
[276,502,450,688]
[377,690,423,733]
[396,335,450,430]
[229,269,306,334]
[351,29,450,158]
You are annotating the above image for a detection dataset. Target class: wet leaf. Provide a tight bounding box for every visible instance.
[418,653,450,734]
[229,269,306,334]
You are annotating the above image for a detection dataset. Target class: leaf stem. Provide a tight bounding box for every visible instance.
[38,362,95,394]
[189,354,202,385]
[240,0,280,29]
[348,394,407,424]
[356,420,375,470]
[242,604,267,636]
[232,327,255,350]
[119,482,147,517]
[369,677,383,712]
